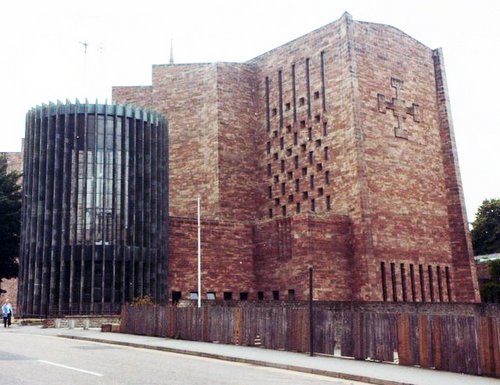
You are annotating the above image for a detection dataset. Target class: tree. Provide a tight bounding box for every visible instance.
[0,155,21,280]
[471,198,500,256]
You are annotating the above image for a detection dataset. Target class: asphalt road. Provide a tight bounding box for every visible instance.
[0,328,370,385]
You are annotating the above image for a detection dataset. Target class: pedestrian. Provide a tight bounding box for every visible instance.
[2,299,13,328]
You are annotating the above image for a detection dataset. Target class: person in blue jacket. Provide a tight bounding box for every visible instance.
[2,299,13,328]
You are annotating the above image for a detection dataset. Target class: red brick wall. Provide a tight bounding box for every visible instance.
[112,13,479,304]
[167,217,255,301]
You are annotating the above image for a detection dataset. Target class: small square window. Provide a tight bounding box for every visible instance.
[301,143,307,152]
[288,289,296,300]
[274,175,279,183]
[287,171,293,180]
[258,291,264,300]
[318,187,324,196]
[286,124,292,133]
[288,194,294,203]
[273,130,278,138]
[273,153,279,160]
[189,292,198,300]
[285,102,291,111]
[317,163,323,171]
[224,292,233,300]
[302,167,307,176]
[300,120,306,128]
[299,97,305,107]
[315,114,321,123]
[314,91,320,99]
[240,292,248,301]
[302,191,309,200]
[272,290,280,300]
[272,108,277,116]
[275,198,280,206]
[207,292,216,300]
[286,148,292,156]
[316,139,322,147]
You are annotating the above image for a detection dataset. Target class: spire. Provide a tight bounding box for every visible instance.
[169,38,174,64]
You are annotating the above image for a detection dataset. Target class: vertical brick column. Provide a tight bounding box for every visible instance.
[433,48,480,302]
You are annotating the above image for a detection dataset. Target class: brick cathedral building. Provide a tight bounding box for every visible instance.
[113,12,480,304]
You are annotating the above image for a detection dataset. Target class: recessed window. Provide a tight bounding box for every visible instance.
[288,194,294,203]
[301,143,307,152]
[274,175,279,183]
[302,167,307,176]
[299,97,305,107]
[324,146,329,160]
[272,108,277,116]
[288,289,296,300]
[240,292,248,301]
[316,163,323,172]
[286,148,292,156]
[309,151,314,164]
[275,198,280,206]
[282,205,287,216]
[287,171,293,180]
[267,163,272,176]
[325,170,330,185]
[224,292,233,300]
[314,91,320,99]
[272,290,280,300]
[280,137,284,150]
[323,122,328,136]
[318,187,324,196]
[269,208,273,218]
[326,195,331,210]
[315,114,321,123]
[310,174,315,189]
[293,132,298,145]
[266,142,271,154]
[287,124,292,133]
[281,182,286,195]
[189,292,199,300]
[258,291,264,300]
[300,120,306,128]
[296,202,301,213]
[302,191,308,200]
[285,102,291,111]
[281,159,285,172]
[207,292,216,300]
[308,127,312,141]
[295,179,300,192]
[273,152,278,160]
[311,199,315,212]
[273,130,278,138]
[294,155,299,169]
[268,186,272,198]
[315,139,321,147]
[172,291,182,303]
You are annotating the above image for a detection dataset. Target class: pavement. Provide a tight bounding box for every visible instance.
[11,325,499,385]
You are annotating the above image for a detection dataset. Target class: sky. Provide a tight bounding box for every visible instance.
[0,0,498,223]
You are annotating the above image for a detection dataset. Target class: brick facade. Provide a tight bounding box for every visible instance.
[111,12,479,303]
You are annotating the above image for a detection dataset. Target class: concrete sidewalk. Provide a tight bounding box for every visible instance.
[19,326,498,385]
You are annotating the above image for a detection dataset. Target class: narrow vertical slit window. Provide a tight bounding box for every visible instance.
[409,264,416,302]
[391,262,397,302]
[437,266,443,302]
[278,70,283,128]
[265,77,270,131]
[419,264,426,302]
[306,58,311,118]
[292,64,297,122]
[445,266,452,302]
[320,50,327,112]
[381,262,387,301]
[400,263,407,302]
[428,265,434,302]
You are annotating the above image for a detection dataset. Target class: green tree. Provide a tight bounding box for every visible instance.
[471,198,500,256]
[0,155,21,280]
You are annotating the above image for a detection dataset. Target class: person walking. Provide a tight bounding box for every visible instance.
[2,300,13,328]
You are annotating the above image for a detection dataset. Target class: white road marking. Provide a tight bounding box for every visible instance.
[37,360,104,377]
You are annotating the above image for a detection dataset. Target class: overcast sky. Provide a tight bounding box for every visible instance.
[0,0,498,222]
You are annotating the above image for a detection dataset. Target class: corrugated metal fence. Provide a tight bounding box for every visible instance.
[120,302,500,377]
